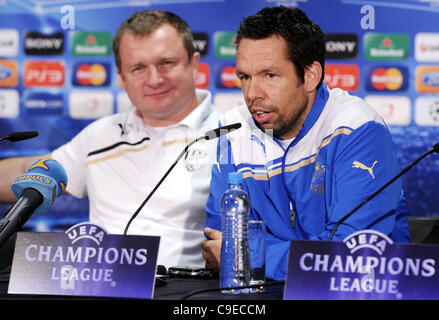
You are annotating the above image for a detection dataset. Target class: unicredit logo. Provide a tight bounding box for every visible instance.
[419,43,439,52]
[415,33,439,62]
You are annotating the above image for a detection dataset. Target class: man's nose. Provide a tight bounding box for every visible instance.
[145,66,164,88]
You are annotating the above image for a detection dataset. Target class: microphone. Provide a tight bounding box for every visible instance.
[0,159,67,248]
[0,131,38,143]
[329,143,439,241]
[123,123,242,235]
[204,123,242,140]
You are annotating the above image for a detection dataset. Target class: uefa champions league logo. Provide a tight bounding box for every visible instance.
[9,222,159,299]
[22,222,149,291]
[291,229,437,299]
[343,230,393,255]
[66,222,107,245]
[57,223,114,289]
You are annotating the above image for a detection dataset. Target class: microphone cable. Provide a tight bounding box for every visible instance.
[180,280,285,300]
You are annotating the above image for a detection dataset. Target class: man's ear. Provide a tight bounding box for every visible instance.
[116,67,125,89]
[191,51,201,80]
[304,61,323,92]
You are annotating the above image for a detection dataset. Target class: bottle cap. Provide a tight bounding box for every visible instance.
[228,172,243,184]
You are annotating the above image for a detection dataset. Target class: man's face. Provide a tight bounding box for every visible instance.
[117,24,200,126]
[236,35,313,140]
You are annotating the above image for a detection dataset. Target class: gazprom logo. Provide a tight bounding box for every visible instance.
[343,230,393,255]
[66,222,107,245]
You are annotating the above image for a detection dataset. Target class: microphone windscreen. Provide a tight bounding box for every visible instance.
[11,159,68,216]
[7,131,38,142]
[433,142,439,153]
[204,123,242,140]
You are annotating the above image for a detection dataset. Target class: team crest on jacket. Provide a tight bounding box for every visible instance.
[310,161,326,194]
[183,148,208,172]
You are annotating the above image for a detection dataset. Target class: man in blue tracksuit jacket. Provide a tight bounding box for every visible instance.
[201,6,411,281]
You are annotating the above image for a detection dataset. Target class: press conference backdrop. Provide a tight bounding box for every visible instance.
[0,0,439,232]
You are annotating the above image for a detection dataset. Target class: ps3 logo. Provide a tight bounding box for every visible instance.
[324,64,359,91]
[23,61,65,87]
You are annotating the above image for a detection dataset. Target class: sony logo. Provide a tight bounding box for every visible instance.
[326,41,357,53]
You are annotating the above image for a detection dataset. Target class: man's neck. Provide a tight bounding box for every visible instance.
[136,94,199,127]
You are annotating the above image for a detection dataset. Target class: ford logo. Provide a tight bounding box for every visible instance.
[423,72,439,87]
[0,66,12,80]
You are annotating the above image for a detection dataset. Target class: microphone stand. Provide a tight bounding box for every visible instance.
[329,143,439,241]
[122,122,241,235]
[123,136,206,235]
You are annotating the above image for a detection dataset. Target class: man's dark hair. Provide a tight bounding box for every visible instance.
[113,10,195,71]
[236,6,326,89]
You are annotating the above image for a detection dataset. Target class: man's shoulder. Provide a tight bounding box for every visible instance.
[324,88,385,131]
[81,111,133,134]
[219,104,252,127]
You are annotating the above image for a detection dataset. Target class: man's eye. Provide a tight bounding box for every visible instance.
[131,66,143,73]
[160,60,175,68]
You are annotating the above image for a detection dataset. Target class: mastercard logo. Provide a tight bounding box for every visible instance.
[219,65,241,88]
[371,68,403,90]
[366,66,408,92]
[76,64,106,85]
[72,62,111,87]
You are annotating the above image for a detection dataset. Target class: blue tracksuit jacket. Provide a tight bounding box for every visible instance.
[205,83,411,281]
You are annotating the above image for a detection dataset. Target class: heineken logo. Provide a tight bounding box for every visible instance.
[214,31,236,59]
[70,31,111,56]
[364,33,409,60]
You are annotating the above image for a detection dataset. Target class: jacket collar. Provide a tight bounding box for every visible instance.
[274,82,330,148]
[296,82,329,141]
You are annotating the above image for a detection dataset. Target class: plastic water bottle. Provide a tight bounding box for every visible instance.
[220,172,251,294]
